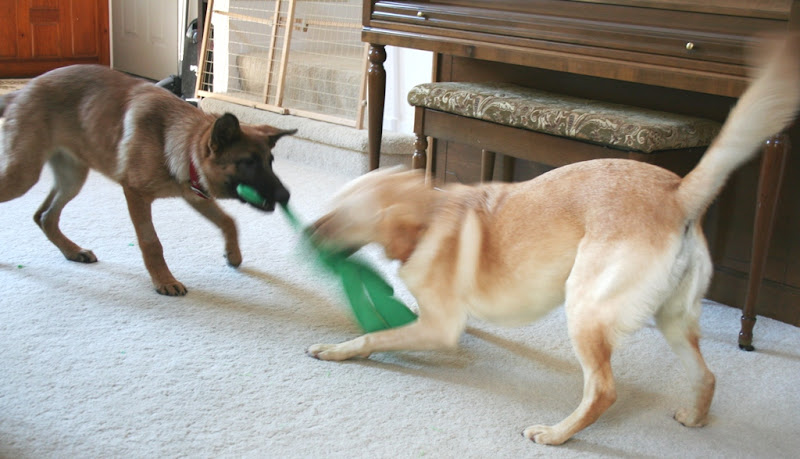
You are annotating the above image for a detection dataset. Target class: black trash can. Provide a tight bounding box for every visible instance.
[181,18,199,99]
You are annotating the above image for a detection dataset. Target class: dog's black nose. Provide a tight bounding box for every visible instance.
[275,186,290,205]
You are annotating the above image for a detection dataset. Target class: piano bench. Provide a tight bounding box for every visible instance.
[407,81,722,181]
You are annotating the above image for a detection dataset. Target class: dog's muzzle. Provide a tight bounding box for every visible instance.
[236,182,290,212]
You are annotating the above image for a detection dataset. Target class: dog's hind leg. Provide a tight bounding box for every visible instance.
[524,243,664,445]
[0,164,41,202]
[0,132,49,203]
[34,152,97,263]
[183,194,242,267]
[655,240,715,428]
[656,303,715,427]
[523,305,618,445]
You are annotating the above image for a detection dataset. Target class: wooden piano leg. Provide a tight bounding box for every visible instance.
[738,133,789,351]
[367,44,387,171]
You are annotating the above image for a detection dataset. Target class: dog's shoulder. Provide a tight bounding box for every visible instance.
[435,182,512,223]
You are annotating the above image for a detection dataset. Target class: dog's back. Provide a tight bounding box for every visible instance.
[0,91,15,117]
[3,65,207,182]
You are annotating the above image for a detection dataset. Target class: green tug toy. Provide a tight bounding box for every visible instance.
[237,184,417,332]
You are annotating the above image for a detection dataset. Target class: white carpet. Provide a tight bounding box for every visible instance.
[1,152,799,457]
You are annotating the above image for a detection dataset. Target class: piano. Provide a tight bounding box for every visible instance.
[361,0,800,339]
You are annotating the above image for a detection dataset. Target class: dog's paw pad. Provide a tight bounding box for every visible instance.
[225,250,242,267]
[156,282,188,296]
[674,408,707,427]
[306,343,360,361]
[68,250,97,263]
[306,344,335,360]
[523,425,568,445]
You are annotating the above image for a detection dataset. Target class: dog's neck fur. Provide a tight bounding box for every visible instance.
[188,156,210,199]
[385,182,507,264]
[382,187,444,264]
[164,113,215,196]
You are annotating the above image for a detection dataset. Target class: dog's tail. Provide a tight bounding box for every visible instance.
[0,91,17,117]
[678,33,800,221]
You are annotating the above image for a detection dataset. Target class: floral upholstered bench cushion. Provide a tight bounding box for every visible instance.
[407,82,722,153]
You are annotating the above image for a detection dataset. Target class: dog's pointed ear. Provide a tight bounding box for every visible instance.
[269,128,297,148]
[257,126,297,148]
[380,203,425,262]
[209,113,242,153]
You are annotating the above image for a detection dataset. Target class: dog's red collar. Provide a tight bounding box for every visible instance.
[189,158,210,200]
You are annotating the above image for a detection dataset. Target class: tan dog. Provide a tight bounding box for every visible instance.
[0,65,295,295]
[307,34,800,445]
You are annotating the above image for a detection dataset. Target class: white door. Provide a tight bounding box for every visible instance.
[112,0,180,80]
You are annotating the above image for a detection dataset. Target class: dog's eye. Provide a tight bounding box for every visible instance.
[237,157,257,168]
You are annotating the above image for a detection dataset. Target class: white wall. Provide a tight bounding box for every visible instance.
[383,46,433,134]
[110,0,181,79]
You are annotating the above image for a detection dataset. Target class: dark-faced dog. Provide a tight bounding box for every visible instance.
[0,64,295,295]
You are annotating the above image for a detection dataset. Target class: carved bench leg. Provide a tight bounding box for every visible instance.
[412,134,428,170]
[502,155,515,182]
[482,152,516,182]
[481,150,496,182]
[412,106,428,171]
[738,133,789,351]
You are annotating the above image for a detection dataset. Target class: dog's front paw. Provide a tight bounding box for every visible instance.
[674,408,708,427]
[67,249,97,263]
[155,280,188,296]
[523,424,569,446]
[225,247,242,267]
[306,344,348,361]
[306,343,369,361]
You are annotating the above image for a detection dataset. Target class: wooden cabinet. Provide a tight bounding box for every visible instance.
[0,0,110,77]
[365,0,793,98]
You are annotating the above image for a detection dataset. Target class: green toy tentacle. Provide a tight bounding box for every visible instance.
[237,184,416,332]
